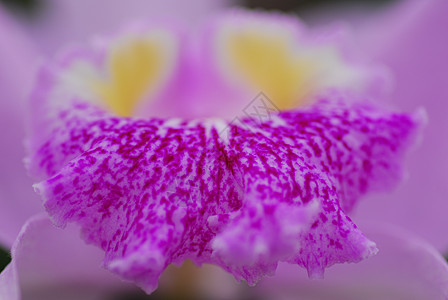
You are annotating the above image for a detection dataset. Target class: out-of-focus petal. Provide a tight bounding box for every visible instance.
[0,7,43,247]
[17,0,226,56]
[258,224,448,300]
[354,0,448,251]
[0,264,19,300]
[0,214,132,300]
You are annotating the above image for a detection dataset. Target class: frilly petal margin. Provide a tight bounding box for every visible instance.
[28,51,421,293]
[0,214,133,300]
[257,224,448,300]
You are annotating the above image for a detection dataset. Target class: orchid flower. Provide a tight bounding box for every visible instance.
[23,9,420,294]
[0,1,447,299]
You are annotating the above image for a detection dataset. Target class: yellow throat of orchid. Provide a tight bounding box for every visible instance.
[225,30,315,110]
[219,22,362,111]
[59,20,363,117]
[57,31,176,118]
[91,37,167,117]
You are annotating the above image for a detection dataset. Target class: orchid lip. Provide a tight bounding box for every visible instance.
[26,10,421,294]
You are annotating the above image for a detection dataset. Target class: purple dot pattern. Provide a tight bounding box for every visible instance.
[28,61,419,292]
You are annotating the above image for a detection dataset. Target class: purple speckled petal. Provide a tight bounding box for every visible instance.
[29,54,420,292]
[301,0,448,252]
[26,26,194,179]
[25,13,422,293]
[215,96,422,279]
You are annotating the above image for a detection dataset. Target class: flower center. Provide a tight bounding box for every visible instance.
[56,19,369,119]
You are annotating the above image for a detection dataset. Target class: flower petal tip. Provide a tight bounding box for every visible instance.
[212,200,320,267]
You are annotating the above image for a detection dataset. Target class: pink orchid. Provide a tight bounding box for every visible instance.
[0,1,447,299]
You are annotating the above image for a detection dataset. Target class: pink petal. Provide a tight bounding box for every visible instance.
[0,214,133,300]
[26,15,421,294]
[0,7,43,247]
[0,264,19,300]
[354,0,448,251]
[29,54,419,291]
[16,0,226,56]
[258,224,448,300]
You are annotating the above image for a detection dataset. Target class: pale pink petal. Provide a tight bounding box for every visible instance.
[17,0,226,56]
[0,214,133,300]
[0,7,43,247]
[258,224,448,300]
[0,264,19,300]
[354,0,448,251]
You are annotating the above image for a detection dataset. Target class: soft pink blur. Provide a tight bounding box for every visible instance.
[353,0,448,252]
[257,224,448,300]
[17,0,225,56]
[0,7,42,247]
[0,215,136,300]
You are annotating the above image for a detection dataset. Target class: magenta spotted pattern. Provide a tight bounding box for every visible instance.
[27,11,421,294]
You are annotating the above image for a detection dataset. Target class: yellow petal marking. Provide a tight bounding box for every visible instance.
[92,36,166,117]
[225,30,316,110]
